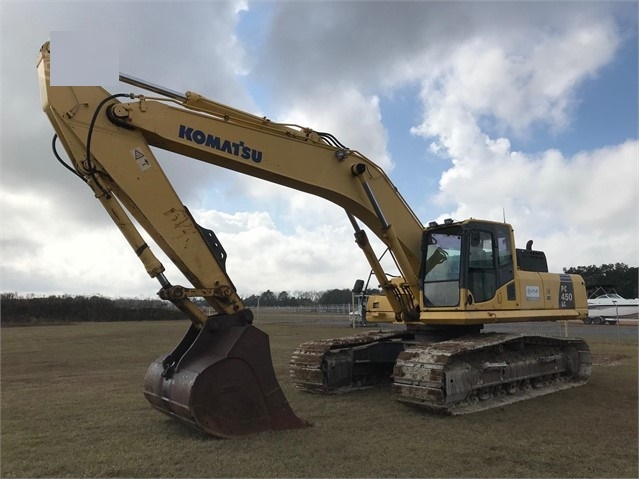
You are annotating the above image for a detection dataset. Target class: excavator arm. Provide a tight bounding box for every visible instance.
[36,41,425,437]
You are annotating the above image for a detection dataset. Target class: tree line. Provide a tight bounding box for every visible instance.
[0,288,375,326]
[563,263,638,298]
[241,288,380,307]
[2,263,635,326]
[0,293,184,326]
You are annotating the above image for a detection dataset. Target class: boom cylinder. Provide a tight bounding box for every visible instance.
[347,212,405,320]
[90,179,208,326]
[351,165,421,303]
[119,73,187,102]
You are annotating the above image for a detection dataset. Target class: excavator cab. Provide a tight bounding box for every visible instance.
[422,220,517,309]
[420,218,585,325]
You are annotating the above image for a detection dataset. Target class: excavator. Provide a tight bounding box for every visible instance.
[37,41,591,438]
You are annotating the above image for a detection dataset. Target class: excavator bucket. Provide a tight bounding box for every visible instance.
[143,311,310,438]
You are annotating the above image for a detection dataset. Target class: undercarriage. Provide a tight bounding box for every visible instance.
[290,328,592,414]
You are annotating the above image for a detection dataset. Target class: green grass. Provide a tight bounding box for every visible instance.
[2,319,637,478]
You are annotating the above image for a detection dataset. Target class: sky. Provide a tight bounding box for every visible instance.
[1,1,638,299]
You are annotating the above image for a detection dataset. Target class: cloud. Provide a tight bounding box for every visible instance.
[1,1,259,296]
[2,1,252,212]
[191,208,375,295]
[278,87,393,171]
[402,10,636,271]
[0,187,151,296]
[412,19,619,144]
[1,1,636,300]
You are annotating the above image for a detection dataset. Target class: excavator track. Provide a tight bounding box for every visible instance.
[290,330,413,393]
[393,333,592,414]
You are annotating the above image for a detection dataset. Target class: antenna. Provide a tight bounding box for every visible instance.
[502,208,506,223]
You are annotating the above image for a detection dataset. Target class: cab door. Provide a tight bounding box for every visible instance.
[464,224,515,305]
[466,229,497,303]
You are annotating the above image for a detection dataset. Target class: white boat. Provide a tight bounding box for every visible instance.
[586,287,639,324]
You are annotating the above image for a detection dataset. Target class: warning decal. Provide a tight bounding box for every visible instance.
[131,147,151,171]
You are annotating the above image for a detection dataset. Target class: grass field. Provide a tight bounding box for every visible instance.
[2,316,637,478]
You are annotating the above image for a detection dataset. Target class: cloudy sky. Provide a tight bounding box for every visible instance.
[1,1,637,299]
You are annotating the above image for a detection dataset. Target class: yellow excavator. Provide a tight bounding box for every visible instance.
[37,42,591,438]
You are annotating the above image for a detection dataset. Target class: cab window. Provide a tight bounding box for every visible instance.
[423,231,461,307]
[468,230,496,303]
[496,226,514,287]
